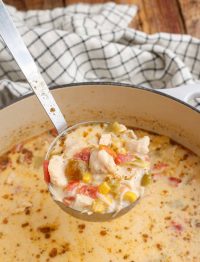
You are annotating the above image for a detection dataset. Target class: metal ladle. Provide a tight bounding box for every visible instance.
[0,1,139,221]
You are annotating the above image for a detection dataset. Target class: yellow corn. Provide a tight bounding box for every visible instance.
[92,200,105,213]
[119,147,127,154]
[123,191,137,203]
[98,182,111,195]
[107,122,122,134]
[82,172,92,183]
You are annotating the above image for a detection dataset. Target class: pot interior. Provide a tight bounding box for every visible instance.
[0,83,199,155]
[1,83,200,261]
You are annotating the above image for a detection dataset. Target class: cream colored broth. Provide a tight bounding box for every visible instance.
[0,129,200,262]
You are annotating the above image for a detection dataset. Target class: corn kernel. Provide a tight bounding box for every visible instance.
[82,172,92,183]
[119,147,127,154]
[141,174,152,186]
[123,191,137,203]
[106,122,125,134]
[98,182,111,195]
[109,180,120,196]
[92,200,105,213]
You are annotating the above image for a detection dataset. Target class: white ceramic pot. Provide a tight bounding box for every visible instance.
[0,82,200,157]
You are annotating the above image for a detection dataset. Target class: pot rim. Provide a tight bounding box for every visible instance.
[1,81,199,115]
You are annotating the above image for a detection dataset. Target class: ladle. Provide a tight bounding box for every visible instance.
[0,1,140,221]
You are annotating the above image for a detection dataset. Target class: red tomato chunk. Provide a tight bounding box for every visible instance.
[168,177,182,187]
[63,196,76,206]
[154,162,168,170]
[43,160,50,183]
[74,148,91,163]
[77,185,98,199]
[115,153,133,164]
[171,221,183,232]
[49,128,58,137]
[65,181,80,192]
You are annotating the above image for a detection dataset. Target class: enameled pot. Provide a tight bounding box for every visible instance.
[0,82,200,158]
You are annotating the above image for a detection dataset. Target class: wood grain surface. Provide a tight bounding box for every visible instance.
[4,0,200,38]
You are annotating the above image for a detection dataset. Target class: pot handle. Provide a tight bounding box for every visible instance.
[157,82,200,105]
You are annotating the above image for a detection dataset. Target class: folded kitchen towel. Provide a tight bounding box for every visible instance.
[0,2,200,108]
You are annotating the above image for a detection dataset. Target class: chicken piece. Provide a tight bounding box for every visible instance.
[73,194,93,211]
[99,133,112,146]
[48,155,67,187]
[64,135,87,158]
[126,136,150,155]
[89,149,117,174]
[117,123,127,132]
[122,129,137,139]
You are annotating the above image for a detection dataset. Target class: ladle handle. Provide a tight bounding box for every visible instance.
[0,1,67,134]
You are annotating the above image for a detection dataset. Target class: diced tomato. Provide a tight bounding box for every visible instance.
[63,196,75,206]
[168,177,182,187]
[77,185,98,199]
[171,221,183,232]
[99,145,117,158]
[49,128,58,137]
[153,162,168,170]
[65,181,80,192]
[115,153,133,165]
[74,148,91,163]
[43,160,50,183]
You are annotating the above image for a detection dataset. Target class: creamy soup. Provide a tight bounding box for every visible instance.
[0,128,200,261]
[47,122,151,215]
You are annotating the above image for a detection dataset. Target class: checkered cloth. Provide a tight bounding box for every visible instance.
[0,2,200,108]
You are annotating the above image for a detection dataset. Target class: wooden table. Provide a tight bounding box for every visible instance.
[4,0,200,38]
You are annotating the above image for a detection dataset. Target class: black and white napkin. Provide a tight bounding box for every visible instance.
[0,2,199,108]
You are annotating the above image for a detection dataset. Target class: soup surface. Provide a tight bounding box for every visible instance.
[0,128,200,262]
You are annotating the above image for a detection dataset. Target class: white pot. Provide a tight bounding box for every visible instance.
[0,82,200,156]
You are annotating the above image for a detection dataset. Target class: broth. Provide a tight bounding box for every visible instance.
[0,129,200,261]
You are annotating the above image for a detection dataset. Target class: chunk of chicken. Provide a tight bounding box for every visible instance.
[48,155,67,187]
[122,129,137,139]
[73,194,93,211]
[126,136,150,155]
[64,136,87,158]
[99,134,112,146]
[89,149,117,174]
[117,123,127,132]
